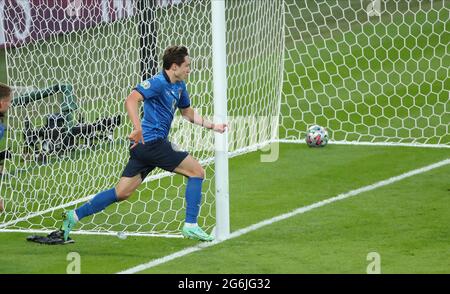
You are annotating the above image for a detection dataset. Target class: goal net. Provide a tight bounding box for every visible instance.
[281,0,449,146]
[1,0,448,237]
[0,0,284,236]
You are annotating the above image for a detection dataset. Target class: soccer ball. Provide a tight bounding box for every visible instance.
[305,125,329,147]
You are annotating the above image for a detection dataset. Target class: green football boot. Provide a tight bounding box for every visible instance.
[61,210,77,241]
[182,225,214,242]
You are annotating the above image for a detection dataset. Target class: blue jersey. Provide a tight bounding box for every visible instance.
[134,71,190,142]
[0,122,4,140]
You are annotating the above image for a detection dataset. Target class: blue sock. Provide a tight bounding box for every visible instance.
[185,177,203,224]
[75,188,118,221]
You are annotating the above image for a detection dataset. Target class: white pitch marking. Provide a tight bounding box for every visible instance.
[117,158,450,274]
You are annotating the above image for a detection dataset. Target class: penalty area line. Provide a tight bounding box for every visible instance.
[117,158,450,274]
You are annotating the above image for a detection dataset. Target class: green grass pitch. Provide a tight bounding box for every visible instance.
[0,0,449,273]
[0,144,449,273]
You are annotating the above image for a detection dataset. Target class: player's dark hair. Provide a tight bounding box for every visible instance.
[0,83,12,100]
[163,46,189,70]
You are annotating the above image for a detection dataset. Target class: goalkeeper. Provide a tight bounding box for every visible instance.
[0,83,12,212]
[60,46,226,241]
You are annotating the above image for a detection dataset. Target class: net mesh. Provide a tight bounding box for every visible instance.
[0,0,284,235]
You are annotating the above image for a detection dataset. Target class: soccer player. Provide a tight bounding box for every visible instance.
[60,46,226,241]
[0,83,13,212]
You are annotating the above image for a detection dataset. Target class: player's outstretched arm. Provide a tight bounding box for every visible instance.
[180,107,227,133]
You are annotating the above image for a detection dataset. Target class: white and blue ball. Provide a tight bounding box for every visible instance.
[305,125,329,147]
